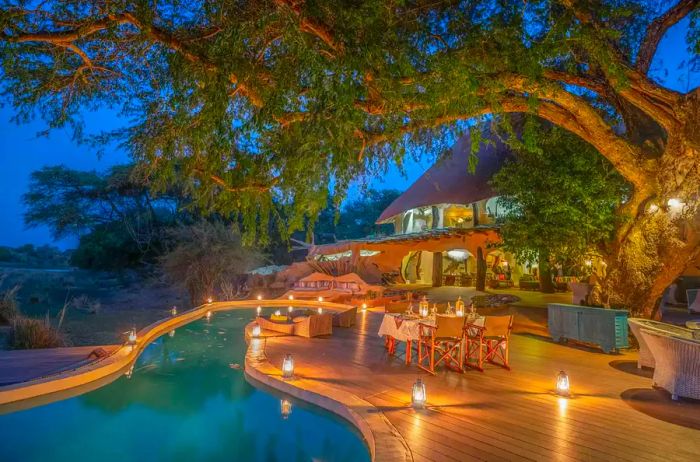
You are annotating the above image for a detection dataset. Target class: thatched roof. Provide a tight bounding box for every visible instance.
[376,129,512,223]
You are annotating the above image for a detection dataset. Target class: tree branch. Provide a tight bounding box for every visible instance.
[636,0,699,74]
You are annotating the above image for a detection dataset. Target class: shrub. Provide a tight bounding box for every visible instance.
[9,317,65,349]
[0,285,20,324]
[71,294,101,314]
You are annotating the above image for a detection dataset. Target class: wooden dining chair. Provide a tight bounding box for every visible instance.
[417,315,466,374]
[465,315,513,371]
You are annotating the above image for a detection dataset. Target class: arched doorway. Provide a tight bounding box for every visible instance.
[442,249,475,287]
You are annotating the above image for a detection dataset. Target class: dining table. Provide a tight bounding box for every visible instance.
[378,312,484,365]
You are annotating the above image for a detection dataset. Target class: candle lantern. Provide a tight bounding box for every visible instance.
[431,303,438,315]
[288,294,294,301]
[170,306,178,316]
[127,329,137,345]
[288,306,294,313]
[317,307,323,314]
[251,323,261,338]
[556,370,570,397]
[282,354,294,379]
[274,309,281,316]
[361,303,368,313]
[257,294,263,301]
[280,399,292,419]
[455,296,465,316]
[412,378,427,408]
[207,297,213,304]
[418,296,429,317]
[318,296,324,302]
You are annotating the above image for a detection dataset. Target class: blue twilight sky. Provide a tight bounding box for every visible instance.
[0,18,698,249]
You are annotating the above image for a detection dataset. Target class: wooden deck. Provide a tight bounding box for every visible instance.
[260,311,700,462]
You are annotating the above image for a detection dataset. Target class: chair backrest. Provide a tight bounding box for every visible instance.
[483,315,513,337]
[435,315,465,339]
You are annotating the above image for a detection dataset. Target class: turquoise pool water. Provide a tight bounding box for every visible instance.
[0,309,370,462]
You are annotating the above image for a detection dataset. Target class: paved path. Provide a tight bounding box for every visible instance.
[261,311,700,462]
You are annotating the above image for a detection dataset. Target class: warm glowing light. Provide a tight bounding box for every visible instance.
[207,297,213,304]
[288,305,294,313]
[318,296,324,302]
[455,296,465,316]
[446,249,468,261]
[251,323,261,338]
[168,329,175,338]
[274,309,281,316]
[127,329,137,345]
[361,303,368,312]
[256,306,262,315]
[419,304,429,318]
[317,307,323,314]
[282,354,294,379]
[257,294,263,301]
[206,310,212,320]
[170,306,177,316]
[557,397,568,417]
[668,198,682,208]
[648,203,659,213]
[584,259,592,267]
[412,378,427,407]
[556,370,570,397]
[288,294,294,301]
[280,399,292,419]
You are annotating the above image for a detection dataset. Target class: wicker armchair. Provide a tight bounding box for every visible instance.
[293,313,333,338]
[639,329,700,400]
[628,318,694,369]
[332,307,357,328]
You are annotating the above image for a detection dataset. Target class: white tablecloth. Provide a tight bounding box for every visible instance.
[378,314,484,342]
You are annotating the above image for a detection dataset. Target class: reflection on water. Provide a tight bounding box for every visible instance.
[0,310,369,462]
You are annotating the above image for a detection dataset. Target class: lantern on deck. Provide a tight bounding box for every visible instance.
[412,378,427,408]
[418,296,429,317]
[288,306,294,313]
[361,303,368,313]
[317,307,323,314]
[206,297,213,304]
[257,294,263,301]
[318,296,324,302]
[556,370,570,397]
[251,323,261,338]
[455,296,465,317]
[431,303,438,315]
[288,294,294,301]
[274,309,281,317]
[127,329,137,345]
[280,399,292,419]
[170,306,178,316]
[282,354,294,379]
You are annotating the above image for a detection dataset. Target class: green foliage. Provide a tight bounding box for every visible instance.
[314,189,401,242]
[2,1,690,244]
[69,223,145,270]
[0,284,20,324]
[9,316,65,349]
[160,221,263,303]
[492,125,630,265]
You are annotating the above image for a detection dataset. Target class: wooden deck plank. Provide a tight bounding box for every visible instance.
[260,312,700,461]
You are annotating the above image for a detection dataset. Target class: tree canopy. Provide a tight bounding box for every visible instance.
[2,0,699,314]
[492,125,630,266]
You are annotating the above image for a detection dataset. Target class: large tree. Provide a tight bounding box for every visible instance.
[1,1,699,315]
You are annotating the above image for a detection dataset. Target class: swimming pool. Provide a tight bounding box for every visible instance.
[0,309,370,462]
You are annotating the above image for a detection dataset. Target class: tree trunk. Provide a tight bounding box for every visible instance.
[539,249,555,294]
[476,247,486,292]
[432,252,443,287]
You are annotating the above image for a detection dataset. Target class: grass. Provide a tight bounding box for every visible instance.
[9,317,65,349]
[0,285,20,324]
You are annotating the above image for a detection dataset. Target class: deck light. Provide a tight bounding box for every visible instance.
[127,329,137,345]
[274,309,281,316]
[556,371,570,397]
[207,297,213,304]
[361,303,368,313]
[419,303,429,318]
[280,399,292,419]
[282,354,294,379]
[251,323,261,338]
[170,306,178,316]
[318,296,324,302]
[412,378,427,408]
[257,294,263,301]
[256,306,262,315]
[288,305,294,313]
[288,294,294,301]
[317,307,323,314]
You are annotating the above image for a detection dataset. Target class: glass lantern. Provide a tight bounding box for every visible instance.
[418,296,429,317]
[282,354,294,379]
[257,294,263,301]
[170,306,178,316]
[556,370,570,397]
[455,296,465,317]
[288,305,294,313]
[317,307,323,314]
[127,329,137,345]
[412,378,427,408]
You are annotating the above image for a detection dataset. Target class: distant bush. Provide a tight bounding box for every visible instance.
[0,284,20,324]
[70,223,144,270]
[71,294,101,314]
[9,317,65,349]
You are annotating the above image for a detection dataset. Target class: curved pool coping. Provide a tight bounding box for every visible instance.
[243,325,412,462]
[0,299,410,461]
[0,299,349,408]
